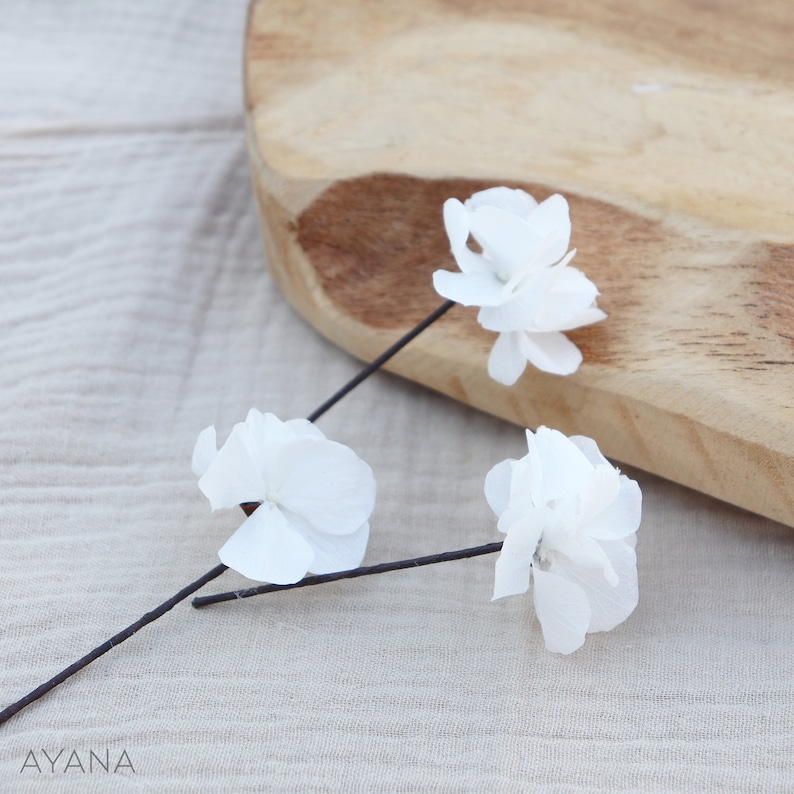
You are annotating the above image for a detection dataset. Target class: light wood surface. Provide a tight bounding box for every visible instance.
[244,0,794,526]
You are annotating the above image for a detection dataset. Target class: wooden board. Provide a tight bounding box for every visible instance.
[244,0,794,527]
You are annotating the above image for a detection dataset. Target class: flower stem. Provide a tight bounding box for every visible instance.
[0,299,457,727]
[192,541,503,608]
[307,299,455,422]
[0,564,228,727]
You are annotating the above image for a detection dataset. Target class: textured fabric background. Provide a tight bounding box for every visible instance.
[1,2,793,791]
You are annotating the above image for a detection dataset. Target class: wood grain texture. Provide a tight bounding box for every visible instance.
[245,0,794,526]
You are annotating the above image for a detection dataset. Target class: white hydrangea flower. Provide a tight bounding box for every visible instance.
[432,187,606,385]
[485,426,641,654]
[192,409,376,584]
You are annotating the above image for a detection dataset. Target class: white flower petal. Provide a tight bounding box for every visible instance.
[484,459,515,517]
[228,413,291,491]
[243,407,270,439]
[532,567,591,654]
[298,520,371,575]
[529,426,595,503]
[487,331,528,386]
[443,198,470,250]
[534,264,601,332]
[581,475,642,541]
[245,410,302,456]
[519,436,544,508]
[552,534,619,586]
[465,186,538,217]
[191,425,217,478]
[443,198,491,276]
[521,230,572,271]
[568,435,610,468]
[550,538,638,633]
[578,464,622,526]
[477,268,556,332]
[433,269,505,307]
[527,194,571,260]
[284,418,326,439]
[497,502,545,534]
[245,412,329,477]
[555,306,608,332]
[492,519,543,600]
[198,423,265,510]
[494,456,545,530]
[469,206,544,278]
[520,331,583,376]
[275,438,376,535]
[218,505,315,584]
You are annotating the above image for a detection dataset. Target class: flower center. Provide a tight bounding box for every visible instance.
[265,488,281,504]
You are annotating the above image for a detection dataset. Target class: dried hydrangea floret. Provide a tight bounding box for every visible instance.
[485,426,641,654]
[193,409,376,584]
[433,187,606,385]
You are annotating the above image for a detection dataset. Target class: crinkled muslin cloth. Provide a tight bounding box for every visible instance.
[1,2,792,792]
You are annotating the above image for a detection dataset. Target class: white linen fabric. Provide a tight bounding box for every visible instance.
[1,2,792,791]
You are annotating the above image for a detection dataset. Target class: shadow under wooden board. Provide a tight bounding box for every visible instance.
[244,0,794,527]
